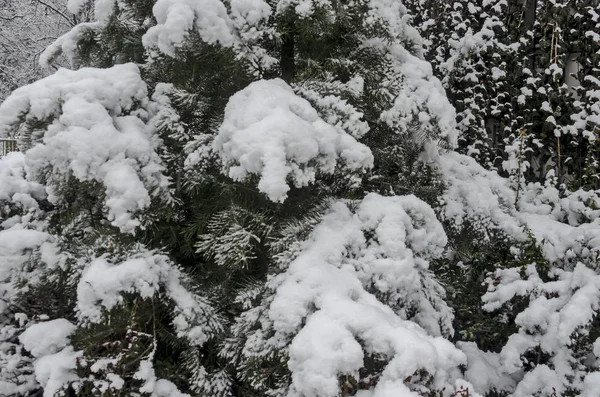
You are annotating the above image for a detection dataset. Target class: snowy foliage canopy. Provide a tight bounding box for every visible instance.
[0,0,599,396]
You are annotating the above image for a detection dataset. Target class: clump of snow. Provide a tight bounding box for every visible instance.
[437,151,525,239]
[0,152,46,212]
[0,64,171,233]
[19,319,77,358]
[482,262,600,395]
[142,0,275,71]
[211,78,373,202]
[77,249,222,345]
[458,342,517,394]
[364,0,415,43]
[66,0,89,14]
[143,0,238,56]
[523,214,600,265]
[33,347,81,397]
[0,227,53,314]
[294,79,370,139]
[236,193,466,395]
[17,319,80,397]
[365,39,458,146]
[520,177,600,225]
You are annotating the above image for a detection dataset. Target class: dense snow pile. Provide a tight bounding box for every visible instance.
[231,193,469,395]
[0,64,170,232]
[436,151,524,239]
[212,79,373,202]
[479,263,600,396]
[78,250,223,345]
[39,22,102,68]
[377,42,459,146]
[18,319,80,397]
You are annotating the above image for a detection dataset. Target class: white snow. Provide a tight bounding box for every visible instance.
[40,23,102,68]
[437,151,525,239]
[18,320,80,397]
[66,0,89,14]
[212,78,373,202]
[482,262,600,395]
[243,193,466,396]
[0,64,171,233]
[143,0,238,56]
[371,40,459,146]
[0,153,45,210]
[33,347,80,397]
[19,319,77,358]
[77,250,222,345]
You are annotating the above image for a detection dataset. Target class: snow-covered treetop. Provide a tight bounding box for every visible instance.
[51,0,459,150]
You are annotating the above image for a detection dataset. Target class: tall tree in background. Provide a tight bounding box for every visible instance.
[0,0,83,100]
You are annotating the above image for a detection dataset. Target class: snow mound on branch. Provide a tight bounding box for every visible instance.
[437,151,525,239]
[0,63,146,134]
[362,38,458,147]
[66,0,88,14]
[143,0,238,56]
[0,64,170,233]
[19,319,80,397]
[213,78,373,202]
[34,347,81,397]
[0,152,46,212]
[0,227,53,314]
[141,0,275,70]
[260,193,464,395]
[524,214,600,264]
[77,250,223,345]
[19,319,76,358]
[40,22,102,68]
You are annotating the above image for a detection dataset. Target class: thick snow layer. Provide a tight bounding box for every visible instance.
[524,214,600,264]
[458,342,518,394]
[19,319,76,358]
[77,250,222,345]
[0,64,170,233]
[244,193,465,395]
[66,0,88,14]
[437,151,525,239]
[17,319,80,397]
[142,0,275,70]
[212,79,373,202]
[40,22,102,68]
[0,227,53,314]
[0,152,46,212]
[143,0,238,56]
[294,82,370,140]
[33,347,80,397]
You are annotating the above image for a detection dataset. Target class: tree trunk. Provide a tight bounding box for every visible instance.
[280,16,296,82]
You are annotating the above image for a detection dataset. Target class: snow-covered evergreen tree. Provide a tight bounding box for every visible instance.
[0,0,599,397]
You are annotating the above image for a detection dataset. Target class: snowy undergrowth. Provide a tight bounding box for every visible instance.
[0,63,216,396]
[438,153,600,396]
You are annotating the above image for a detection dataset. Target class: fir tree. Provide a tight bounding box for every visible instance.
[1,1,600,397]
